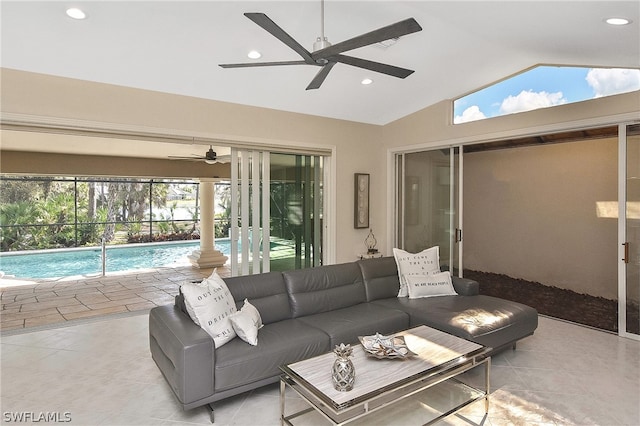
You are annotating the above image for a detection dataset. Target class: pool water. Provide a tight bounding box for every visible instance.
[0,240,231,279]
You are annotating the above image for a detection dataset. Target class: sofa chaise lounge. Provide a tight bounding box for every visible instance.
[149,256,538,420]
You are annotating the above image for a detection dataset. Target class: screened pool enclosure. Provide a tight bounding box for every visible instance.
[0,155,323,276]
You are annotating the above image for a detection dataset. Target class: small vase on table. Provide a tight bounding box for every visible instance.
[331,343,355,391]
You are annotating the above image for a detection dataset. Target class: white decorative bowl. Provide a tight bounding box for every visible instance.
[358,333,416,359]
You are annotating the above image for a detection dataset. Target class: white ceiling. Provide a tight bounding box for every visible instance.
[1,0,639,128]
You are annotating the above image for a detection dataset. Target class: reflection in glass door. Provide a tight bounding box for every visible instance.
[269,153,323,271]
[230,149,323,276]
[230,149,270,276]
[396,148,461,272]
[621,124,640,339]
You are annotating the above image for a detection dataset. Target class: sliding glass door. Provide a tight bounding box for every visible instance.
[230,149,323,276]
[621,124,640,339]
[396,147,462,273]
[269,153,323,271]
[395,125,638,338]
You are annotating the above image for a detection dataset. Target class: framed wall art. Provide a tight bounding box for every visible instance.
[354,173,370,228]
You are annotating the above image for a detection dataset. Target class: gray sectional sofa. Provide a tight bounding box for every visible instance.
[149,256,538,419]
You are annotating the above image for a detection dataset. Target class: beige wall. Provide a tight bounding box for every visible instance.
[463,138,618,299]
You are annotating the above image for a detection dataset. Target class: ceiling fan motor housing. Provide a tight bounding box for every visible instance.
[313,36,331,52]
[205,147,218,161]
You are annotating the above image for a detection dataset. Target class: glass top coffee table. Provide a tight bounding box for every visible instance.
[279,325,491,425]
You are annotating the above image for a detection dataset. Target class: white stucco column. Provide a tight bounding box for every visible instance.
[189,178,228,268]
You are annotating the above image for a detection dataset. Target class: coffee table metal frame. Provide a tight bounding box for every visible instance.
[279,326,491,426]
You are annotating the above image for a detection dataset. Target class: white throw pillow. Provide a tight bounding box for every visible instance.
[406,271,458,299]
[181,270,237,348]
[181,280,206,326]
[393,246,441,297]
[229,299,264,346]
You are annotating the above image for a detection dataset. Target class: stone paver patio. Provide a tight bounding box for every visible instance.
[0,265,230,332]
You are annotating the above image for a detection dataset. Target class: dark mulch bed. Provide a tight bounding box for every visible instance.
[464,270,639,334]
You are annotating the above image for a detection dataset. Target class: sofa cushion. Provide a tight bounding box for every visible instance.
[358,256,401,301]
[283,263,366,318]
[406,272,457,299]
[214,319,331,392]
[372,295,538,350]
[297,303,409,347]
[224,272,291,324]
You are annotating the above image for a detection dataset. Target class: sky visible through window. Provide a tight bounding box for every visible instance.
[453,66,640,124]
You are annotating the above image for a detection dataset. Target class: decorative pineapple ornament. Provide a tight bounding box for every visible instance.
[331,343,355,391]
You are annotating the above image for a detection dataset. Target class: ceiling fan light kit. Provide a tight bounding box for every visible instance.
[219,1,422,90]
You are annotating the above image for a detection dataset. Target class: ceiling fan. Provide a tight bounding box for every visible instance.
[169,146,231,164]
[219,1,422,90]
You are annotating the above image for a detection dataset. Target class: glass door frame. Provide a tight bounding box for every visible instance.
[392,146,464,276]
[618,123,640,340]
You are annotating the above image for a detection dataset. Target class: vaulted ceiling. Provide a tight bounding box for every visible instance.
[1,1,638,160]
[3,1,638,126]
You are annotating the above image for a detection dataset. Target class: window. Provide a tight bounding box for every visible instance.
[454,66,640,124]
[0,176,200,251]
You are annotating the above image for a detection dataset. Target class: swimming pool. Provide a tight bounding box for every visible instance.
[0,240,231,280]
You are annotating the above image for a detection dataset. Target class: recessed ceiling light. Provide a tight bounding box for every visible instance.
[605,17,631,25]
[66,8,87,20]
[361,78,373,85]
[247,50,262,59]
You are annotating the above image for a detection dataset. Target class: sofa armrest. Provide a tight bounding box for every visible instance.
[452,276,479,296]
[149,305,215,409]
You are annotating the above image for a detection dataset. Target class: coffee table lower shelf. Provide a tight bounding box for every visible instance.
[280,356,490,426]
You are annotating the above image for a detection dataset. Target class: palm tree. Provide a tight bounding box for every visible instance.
[0,202,41,250]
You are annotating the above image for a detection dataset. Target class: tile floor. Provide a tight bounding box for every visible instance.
[1,311,638,425]
[0,266,229,332]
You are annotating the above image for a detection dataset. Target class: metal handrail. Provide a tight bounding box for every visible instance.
[101,237,106,276]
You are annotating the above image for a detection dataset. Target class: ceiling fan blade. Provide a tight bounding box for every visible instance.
[331,54,414,78]
[306,62,336,90]
[220,60,308,68]
[245,13,315,64]
[312,18,422,60]
[168,156,205,161]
